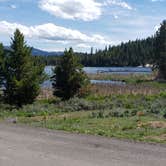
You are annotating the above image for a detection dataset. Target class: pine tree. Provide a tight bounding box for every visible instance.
[155,20,166,80]
[2,29,45,107]
[52,48,89,100]
[0,43,4,90]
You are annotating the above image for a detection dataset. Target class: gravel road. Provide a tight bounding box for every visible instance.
[0,123,165,166]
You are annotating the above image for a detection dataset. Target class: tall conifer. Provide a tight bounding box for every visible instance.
[155,20,166,79]
[52,48,89,100]
[3,29,45,106]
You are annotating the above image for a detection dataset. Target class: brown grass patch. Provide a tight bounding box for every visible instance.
[38,88,54,100]
[88,73,155,81]
[137,121,166,129]
[148,121,166,129]
[145,134,166,142]
[91,84,162,96]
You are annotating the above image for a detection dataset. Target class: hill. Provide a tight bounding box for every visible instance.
[31,48,63,56]
[4,46,63,56]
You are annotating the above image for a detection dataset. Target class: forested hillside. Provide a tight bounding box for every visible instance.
[39,37,155,67]
[79,37,155,67]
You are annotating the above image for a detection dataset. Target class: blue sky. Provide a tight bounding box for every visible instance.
[0,0,165,52]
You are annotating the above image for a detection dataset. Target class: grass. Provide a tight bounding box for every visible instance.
[0,92,165,143]
[88,73,155,83]
[18,111,166,143]
[88,73,166,87]
[88,73,152,82]
[88,73,166,96]
[0,73,166,143]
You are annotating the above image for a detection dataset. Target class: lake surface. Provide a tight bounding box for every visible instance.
[91,80,126,85]
[45,66,152,75]
[42,66,152,88]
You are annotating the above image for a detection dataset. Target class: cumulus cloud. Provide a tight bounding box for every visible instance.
[76,43,91,49]
[104,0,133,10]
[10,4,17,9]
[0,20,110,46]
[154,25,160,31]
[151,0,165,2]
[39,0,102,21]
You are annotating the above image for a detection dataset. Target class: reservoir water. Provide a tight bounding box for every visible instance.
[42,66,152,88]
[45,66,152,75]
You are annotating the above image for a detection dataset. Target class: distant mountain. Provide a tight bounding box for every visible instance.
[4,46,63,56]
[31,48,63,56]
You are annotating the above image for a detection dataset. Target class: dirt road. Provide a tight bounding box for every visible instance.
[0,123,165,166]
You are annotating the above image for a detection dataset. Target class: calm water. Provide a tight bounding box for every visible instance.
[42,66,152,88]
[45,66,152,75]
[84,67,152,74]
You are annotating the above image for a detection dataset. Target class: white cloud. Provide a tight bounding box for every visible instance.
[10,4,16,9]
[76,44,91,49]
[105,0,132,10]
[0,20,110,46]
[151,0,165,2]
[39,0,102,21]
[154,25,160,31]
[113,15,119,19]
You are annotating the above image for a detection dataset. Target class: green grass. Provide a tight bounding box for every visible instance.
[0,74,165,143]
[0,93,165,143]
[0,93,165,119]
[18,111,166,143]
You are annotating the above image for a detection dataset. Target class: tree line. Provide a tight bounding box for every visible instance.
[79,37,154,67]
[39,37,155,67]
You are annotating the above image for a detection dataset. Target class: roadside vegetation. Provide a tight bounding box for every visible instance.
[0,91,166,143]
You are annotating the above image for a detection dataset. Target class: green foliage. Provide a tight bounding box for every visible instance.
[154,20,166,80]
[2,29,45,107]
[0,102,59,118]
[0,92,166,143]
[52,48,90,100]
[76,37,154,67]
[0,43,4,89]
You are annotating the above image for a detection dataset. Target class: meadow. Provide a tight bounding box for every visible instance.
[0,73,166,143]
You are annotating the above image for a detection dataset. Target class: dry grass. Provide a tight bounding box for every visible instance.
[88,73,155,82]
[91,84,163,96]
[38,73,165,98]
[144,134,166,142]
[38,83,165,99]
[38,88,54,100]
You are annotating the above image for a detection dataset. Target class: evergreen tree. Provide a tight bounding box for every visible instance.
[0,43,4,90]
[2,29,45,107]
[52,48,89,100]
[155,20,166,79]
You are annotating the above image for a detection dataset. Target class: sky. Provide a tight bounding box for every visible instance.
[0,0,165,52]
